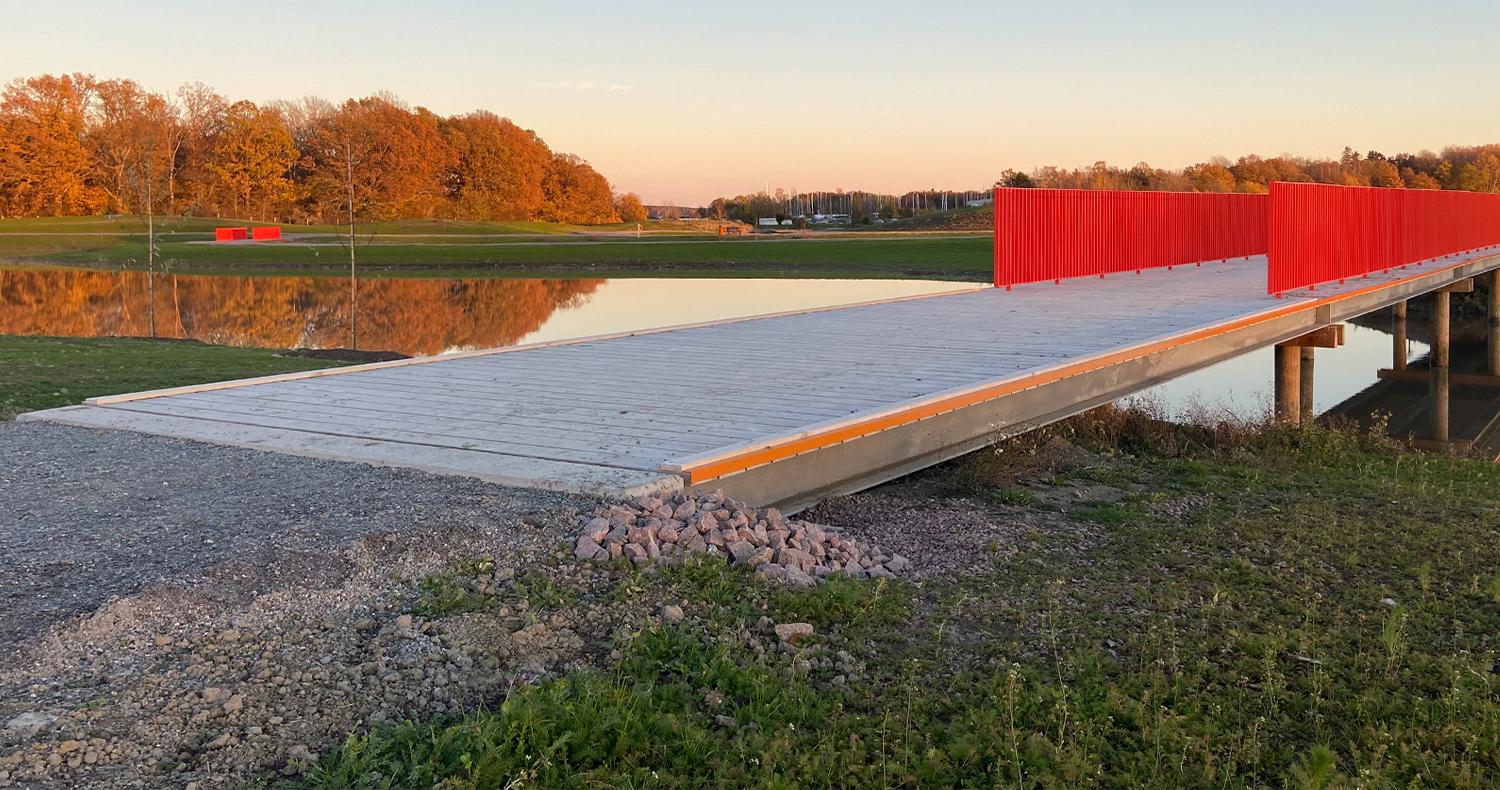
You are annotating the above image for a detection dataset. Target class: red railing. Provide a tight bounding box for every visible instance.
[992,187,1268,288]
[213,227,247,242]
[250,226,282,241]
[1267,181,1500,294]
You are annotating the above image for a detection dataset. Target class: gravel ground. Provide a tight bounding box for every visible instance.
[0,420,1053,787]
[0,421,585,656]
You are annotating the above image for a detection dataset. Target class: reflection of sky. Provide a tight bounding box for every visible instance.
[513,279,983,346]
[1136,323,1430,420]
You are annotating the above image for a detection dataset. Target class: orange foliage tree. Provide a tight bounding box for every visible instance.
[0,72,631,225]
[440,111,552,220]
[542,153,618,224]
[615,192,647,222]
[205,101,296,220]
[0,73,105,216]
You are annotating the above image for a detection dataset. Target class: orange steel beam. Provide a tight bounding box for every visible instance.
[670,256,1499,485]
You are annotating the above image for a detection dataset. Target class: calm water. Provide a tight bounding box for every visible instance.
[1,266,1483,441]
[0,267,978,357]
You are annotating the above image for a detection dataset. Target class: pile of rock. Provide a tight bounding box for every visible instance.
[573,490,910,585]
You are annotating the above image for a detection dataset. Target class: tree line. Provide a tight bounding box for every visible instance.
[0,73,648,224]
[706,145,1500,226]
[1003,145,1500,194]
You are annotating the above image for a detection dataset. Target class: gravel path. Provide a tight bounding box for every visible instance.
[0,421,586,655]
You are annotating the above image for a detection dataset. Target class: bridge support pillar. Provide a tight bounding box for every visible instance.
[1432,290,1451,443]
[1298,347,1315,424]
[1275,325,1343,426]
[1274,345,1301,425]
[1392,300,1408,371]
[1489,271,1500,376]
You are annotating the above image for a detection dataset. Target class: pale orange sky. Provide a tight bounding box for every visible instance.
[6,1,1499,204]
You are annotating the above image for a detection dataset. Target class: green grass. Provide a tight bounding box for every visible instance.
[37,236,990,281]
[1,215,992,281]
[412,558,498,618]
[1076,499,1146,524]
[986,486,1040,506]
[512,571,580,611]
[0,335,346,419]
[298,415,1500,788]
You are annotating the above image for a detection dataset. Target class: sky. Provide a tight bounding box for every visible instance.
[5,0,1499,205]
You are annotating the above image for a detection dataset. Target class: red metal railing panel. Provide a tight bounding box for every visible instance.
[214,227,248,242]
[1267,182,1500,294]
[992,188,1268,288]
[250,226,281,241]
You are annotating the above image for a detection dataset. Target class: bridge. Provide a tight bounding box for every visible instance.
[23,183,1500,511]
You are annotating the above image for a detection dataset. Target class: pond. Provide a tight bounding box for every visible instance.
[2,265,1491,451]
[0,267,978,357]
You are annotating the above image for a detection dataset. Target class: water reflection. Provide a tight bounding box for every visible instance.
[1143,307,1500,458]
[0,267,978,357]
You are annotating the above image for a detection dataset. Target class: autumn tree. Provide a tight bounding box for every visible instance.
[0,73,103,216]
[440,111,551,220]
[173,82,228,214]
[299,96,453,222]
[541,153,618,224]
[1456,152,1500,192]
[614,192,647,222]
[205,100,295,219]
[86,78,179,214]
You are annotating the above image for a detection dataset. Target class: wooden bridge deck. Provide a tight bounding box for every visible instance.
[25,250,1500,509]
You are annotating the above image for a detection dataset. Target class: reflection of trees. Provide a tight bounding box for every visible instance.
[0,270,602,356]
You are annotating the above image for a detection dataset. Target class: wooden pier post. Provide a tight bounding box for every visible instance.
[1490,271,1500,376]
[1274,344,1301,425]
[1299,347,1315,423]
[1275,325,1343,426]
[1432,289,1451,442]
[1393,299,1408,371]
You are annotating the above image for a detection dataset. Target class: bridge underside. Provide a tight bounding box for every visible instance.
[24,251,1500,512]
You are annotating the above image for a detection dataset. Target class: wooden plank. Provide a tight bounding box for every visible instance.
[118,399,672,469]
[186,387,744,451]
[24,406,680,498]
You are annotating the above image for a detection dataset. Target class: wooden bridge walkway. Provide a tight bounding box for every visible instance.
[25,250,1500,510]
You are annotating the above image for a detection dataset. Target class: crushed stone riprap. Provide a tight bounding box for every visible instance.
[573,490,911,584]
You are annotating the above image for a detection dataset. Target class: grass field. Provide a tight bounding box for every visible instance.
[0,215,993,281]
[0,336,345,419]
[297,411,1500,788]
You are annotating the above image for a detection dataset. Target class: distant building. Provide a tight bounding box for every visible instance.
[757,217,780,227]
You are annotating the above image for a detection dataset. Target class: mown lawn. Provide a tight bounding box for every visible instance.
[297,414,1500,788]
[1,215,991,281]
[30,236,991,281]
[0,335,345,419]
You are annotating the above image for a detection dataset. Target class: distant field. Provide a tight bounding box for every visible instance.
[0,216,993,281]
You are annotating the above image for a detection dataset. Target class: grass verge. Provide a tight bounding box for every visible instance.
[0,335,346,419]
[297,407,1500,788]
[2,216,991,281]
